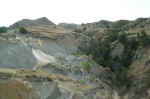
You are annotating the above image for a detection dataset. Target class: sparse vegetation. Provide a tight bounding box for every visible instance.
[0,26,8,33]
[72,50,84,56]
[82,61,91,71]
[79,30,150,91]
[137,30,150,46]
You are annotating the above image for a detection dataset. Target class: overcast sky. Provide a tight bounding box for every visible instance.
[0,0,150,26]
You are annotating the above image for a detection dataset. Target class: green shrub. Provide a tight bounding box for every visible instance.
[137,30,150,46]
[0,27,8,33]
[79,37,112,69]
[74,28,82,33]
[72,50,84,56]
[19,27,28,34]
[82,61,91,71]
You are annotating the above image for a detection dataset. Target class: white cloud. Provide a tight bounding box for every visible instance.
[0,0,150,26]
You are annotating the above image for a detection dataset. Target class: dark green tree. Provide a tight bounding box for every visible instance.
[137,30,150,46]
[0,27,8,33]
[19,27,28,34]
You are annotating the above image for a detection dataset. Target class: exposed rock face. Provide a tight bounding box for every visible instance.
[0,32,78,69]
[0,33,114,99]
[111,41,124,59]
[0,28,113,99]
[0,40,36,69]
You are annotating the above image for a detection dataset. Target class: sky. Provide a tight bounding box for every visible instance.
[0,0,150,26]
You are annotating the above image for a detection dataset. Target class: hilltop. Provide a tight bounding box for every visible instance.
[10,17,55,28]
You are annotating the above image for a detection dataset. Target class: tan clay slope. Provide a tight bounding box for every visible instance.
[0,80,33,99]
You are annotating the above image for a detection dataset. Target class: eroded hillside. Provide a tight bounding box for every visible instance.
[0,17,150,99]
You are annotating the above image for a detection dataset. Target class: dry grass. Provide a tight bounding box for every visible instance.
[0,80,32,99]
[129,47,150,77]
[15,69,72,81]
[26,25,71,39]
[0,68,16,74]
